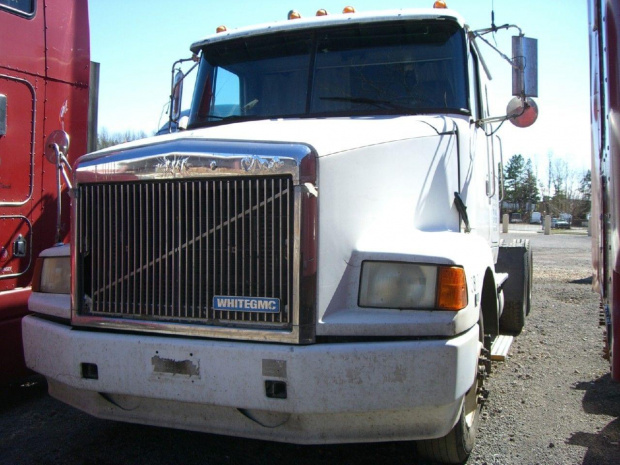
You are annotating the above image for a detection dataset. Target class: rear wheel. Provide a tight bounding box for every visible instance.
[416,317,487,464]
[498,239,532,335]
[499,300,526,335]
[526,246,533,316]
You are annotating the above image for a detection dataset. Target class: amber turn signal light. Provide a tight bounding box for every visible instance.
[437,266,468,311]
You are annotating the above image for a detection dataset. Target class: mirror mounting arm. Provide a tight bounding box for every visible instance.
[472,23,523,38]
[470,29,522,71]
[476,114,510,126]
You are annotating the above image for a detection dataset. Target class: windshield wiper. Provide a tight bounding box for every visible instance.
[202,114,233,120]
[320,96,470,117]
[320,96,411,111]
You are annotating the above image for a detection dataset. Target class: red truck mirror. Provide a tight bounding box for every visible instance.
[507,96,538,128]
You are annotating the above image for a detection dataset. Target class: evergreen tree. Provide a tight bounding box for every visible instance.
[578,170,591,201]
[504,154,525,209]
[520,159,540,211]
[503,154,540,214]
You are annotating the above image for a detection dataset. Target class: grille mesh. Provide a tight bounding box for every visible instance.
[78,176,294,327]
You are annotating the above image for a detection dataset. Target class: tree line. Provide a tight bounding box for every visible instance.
[502,154,590,223]
[96,128,150,150]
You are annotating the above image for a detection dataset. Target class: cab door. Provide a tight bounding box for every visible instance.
[0,73,35,283]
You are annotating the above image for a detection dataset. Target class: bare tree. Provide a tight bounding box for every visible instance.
[97,128,149,150]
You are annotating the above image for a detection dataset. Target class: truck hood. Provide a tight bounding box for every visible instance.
[89,115,464,161]
[186,116,461,156]
[177,115,461,156]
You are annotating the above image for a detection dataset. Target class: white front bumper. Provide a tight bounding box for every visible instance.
[23,315,479,444]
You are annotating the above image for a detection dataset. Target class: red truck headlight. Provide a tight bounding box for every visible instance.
[32,256,71,294]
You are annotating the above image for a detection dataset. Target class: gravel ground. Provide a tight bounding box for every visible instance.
[471,230,620,465]
[1,230,618,465]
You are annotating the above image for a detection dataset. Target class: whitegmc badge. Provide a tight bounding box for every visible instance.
[213,296,280,313]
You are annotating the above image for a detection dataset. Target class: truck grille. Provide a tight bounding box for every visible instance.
[77,176,294,329]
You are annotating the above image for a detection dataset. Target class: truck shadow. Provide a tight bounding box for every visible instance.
[567,373,620,465]
[0,375,47,414]
[79,422,424,465]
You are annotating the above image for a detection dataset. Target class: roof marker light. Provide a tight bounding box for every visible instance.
[316,9,329,16]
[342,6,356,13]
[433,1,448,8]
[216,25,227,33]
[288,10,302,19]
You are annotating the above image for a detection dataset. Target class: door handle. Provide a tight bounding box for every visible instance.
[13,234,27,257]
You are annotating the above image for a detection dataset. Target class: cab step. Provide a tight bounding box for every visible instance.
[490,335,514,361]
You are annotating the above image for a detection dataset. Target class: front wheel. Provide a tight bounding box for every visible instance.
[416,320,487,464]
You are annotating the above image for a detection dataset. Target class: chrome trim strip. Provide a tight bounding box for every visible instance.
[70,313,302,343]
[75,139,312,185]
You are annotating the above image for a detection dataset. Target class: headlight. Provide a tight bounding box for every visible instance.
[33,256,71,294]
[359,261,467,311]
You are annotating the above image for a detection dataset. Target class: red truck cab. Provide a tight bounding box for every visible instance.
[0,0,90,384]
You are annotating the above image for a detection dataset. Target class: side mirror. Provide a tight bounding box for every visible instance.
[471,30,539,129]
[507,96,538,128]
[171,70,184,123]
[44,129,73,244]
[512,36,538,98]
[509,36,538,128]
[44,130,70,164]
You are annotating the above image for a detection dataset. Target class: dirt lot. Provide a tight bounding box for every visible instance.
[472,231,620,465]
[1,230,619,465]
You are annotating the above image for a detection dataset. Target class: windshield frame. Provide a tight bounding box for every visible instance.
[188,18,470,129]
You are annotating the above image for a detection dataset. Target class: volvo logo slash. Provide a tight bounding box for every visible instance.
[155,156,190,176]
[241,155,284,172]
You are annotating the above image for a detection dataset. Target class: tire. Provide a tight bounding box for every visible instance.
[416,317,486,464]
[526,246,533,316]
[498,239,532,335]
[499,300,526,335]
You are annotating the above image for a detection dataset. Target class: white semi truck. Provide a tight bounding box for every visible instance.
[23,4,536,464]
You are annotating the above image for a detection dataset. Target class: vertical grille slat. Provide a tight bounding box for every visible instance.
[157,183,164,317]
[79,176,294,329]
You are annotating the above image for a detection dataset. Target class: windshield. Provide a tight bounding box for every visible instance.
[189,20,468,127]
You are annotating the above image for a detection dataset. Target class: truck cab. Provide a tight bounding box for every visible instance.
[0,0,90,384]
[23,5,536,464]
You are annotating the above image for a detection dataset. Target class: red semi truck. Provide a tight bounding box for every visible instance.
[590,0,620,381]
[0,0,91,383]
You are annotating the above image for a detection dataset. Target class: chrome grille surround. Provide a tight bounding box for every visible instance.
[72,139,316,344]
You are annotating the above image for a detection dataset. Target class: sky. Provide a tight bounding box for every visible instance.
[89,0,591,187]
